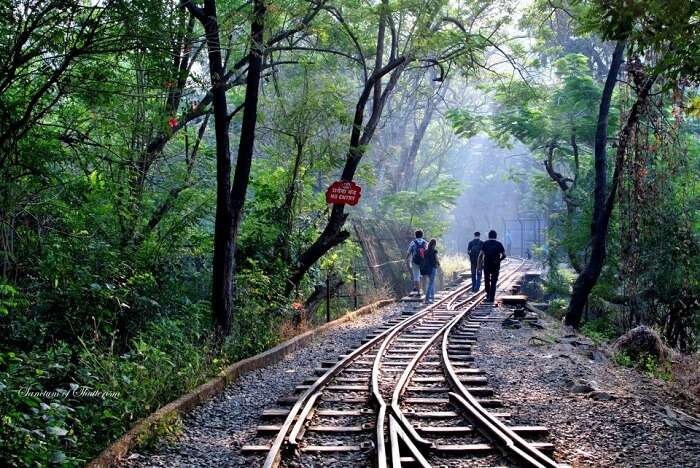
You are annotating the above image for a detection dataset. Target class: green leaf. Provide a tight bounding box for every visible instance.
[50,451,66,464]
[46,426,68,437]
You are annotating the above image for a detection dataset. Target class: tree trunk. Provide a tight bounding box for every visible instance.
[187,0,265,335]
[565,43,658,328]
[226,0,266,331]
[302,277,345,322]
[285,0,419,292]
[395,96,435,191]
[564,41,625,327]
[198,0,234,336]
[277,140,305,264]
[542,141,582,273]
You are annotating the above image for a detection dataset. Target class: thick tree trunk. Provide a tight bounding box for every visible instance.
[285,0,419,293]
[198,0,234,336]
[226,0,265,331]
[187,0,265,335]
[565,43,658,328]
[564,41,625,327]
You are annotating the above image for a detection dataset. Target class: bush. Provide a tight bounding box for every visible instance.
[613,351,634,368]
[0,293,284,466]
[0,345,82,466]
[543,266,576,298]
[581,316,616,345]
[548,298,569,319]
[439,254,470,281]
[613,350,672,381]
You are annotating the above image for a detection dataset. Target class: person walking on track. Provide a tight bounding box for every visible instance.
[421,239,440,304]
[480,230,506,303]
[467,231,483,292]
[406,230,428,295]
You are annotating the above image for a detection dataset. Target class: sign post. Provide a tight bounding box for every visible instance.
[325,180,362,205]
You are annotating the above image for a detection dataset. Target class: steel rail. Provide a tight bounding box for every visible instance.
[261,310,397,467]
[387,261,524,465]
[287,392,321,446]
[449,258,512,310]
[441,263,560,468]
[388,291,481,445]
[389,415,431,468]
[369,281,475,468]
[444,280,473,310]
[262,276,473,468]
[446,258,514,310]
[387,308,466,459]
[389,263,521,411]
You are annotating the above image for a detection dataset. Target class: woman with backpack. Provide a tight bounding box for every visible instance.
[421,239,440,304]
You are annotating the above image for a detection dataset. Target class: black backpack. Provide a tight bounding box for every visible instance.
[412,239,427,266]
[420,250,435,275]
[469,239,483,257]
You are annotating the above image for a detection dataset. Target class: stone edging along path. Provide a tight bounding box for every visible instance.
[88,299,394,468]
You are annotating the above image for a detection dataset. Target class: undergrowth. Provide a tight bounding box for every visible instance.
[580,316,616,345]
[547,298,569,319]
[135,413,184,451]
[0,274,284,466]
[614,351,673,381]
[440,254,470,281]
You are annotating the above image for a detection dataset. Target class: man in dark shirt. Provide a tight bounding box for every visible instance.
[480,230,506,302]
[467,232,483,292]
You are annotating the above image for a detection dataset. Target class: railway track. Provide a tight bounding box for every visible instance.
[242,260,563,467]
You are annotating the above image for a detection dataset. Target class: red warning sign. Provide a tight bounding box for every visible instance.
[325,180,362,206]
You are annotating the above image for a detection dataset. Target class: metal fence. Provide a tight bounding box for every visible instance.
[502,216,546,257]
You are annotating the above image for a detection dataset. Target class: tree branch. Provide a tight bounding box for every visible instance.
[604,75,656,220]
[266,45,363,65]
[543,141,572,193]
[323,5,368,82]
[179,1,205,21]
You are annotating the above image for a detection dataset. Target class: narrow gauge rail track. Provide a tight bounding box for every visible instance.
[242,260,562,467]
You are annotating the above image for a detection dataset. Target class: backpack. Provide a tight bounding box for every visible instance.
[420,250,435,275]
[412,239,427,266]
[469,239,483,258]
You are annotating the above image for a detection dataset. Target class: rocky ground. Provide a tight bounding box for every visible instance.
[474,312,700,468]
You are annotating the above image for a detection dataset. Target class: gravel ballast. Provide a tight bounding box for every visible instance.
[473,313,700,468]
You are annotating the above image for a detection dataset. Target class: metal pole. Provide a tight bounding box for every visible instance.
[326,270,331,323]
[518,218,524,258]
[353,269,358,309]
